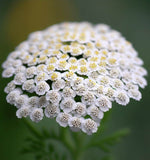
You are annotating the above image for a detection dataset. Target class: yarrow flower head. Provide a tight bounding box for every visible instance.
[2,22,147,135]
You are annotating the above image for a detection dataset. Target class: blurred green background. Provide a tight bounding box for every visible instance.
[0,0,150,160]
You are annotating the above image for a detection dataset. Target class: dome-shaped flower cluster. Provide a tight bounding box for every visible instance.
[2,22,147,135]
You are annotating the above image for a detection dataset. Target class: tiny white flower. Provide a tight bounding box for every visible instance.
[46,90,61,104]
[12,59,22,68]
[134,66,147,76]
[68,117,83,132]
[50,72,61,81]
[104,87,116,100]
[4,81,16,93]
[98,76,110,86]
[71,47,82,56]
[6,89,22,105]
[82,118,98,135]
[113,79,124,89]
[29,31,43,41]
[88,71,99,80]
[28,57,38,66]
[8,51,20,59]
[109,68,121,78]
[97,67,108,76]
[95,40,109,49]
[37,64,46,73]
[59,53,69,60]
[88,62,98,71]
[2,59,14,69]
[78,66,88,75]
[85,79,97,90]
[30,108,44,123]
[18,51,28,60]
[125,83,139,90]
[107,57,118,67]
[71,77,84,89]
[46,64,55,73]
[14,73,26,85]
[73,102,86,117]
[38,96,49,108]
[128,89,142,101]
[38,55,48,63]
[16,106,30,118]
[82,92,95,105]
[35,81,50,95]
[57,60,68,70]
[63,71,76,81]
[35,72,49,83]
[95,24,110,33]
[15,95,29,108]
[2,67,15,78]
[75,84,86,96]
[60,98,75,113]
[52,79,65,90]
[22,80,35,93]
[45,103,60,118]
[133,57,143,65]
[83,49,93,58]
[87,105,104,121]
[68,57,78,64]
[15,66,26,74]
[26,66,37,78]
[96,96,112,112]
[96,85,105,96]
[78,58,87,66]
[115,91,129,106]
[122,71,133,83]
[62,87,76,98]
[28,96,39,108]
[46,57,58,65]
[56,113,71,127]
[22,54,33,64]
[133,76,147,89]
[17,41,29,50]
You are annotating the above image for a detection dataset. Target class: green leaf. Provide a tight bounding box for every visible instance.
[101,155,114,160]
[86,128,130,153]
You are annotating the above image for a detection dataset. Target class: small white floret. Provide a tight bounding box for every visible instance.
[35,81,50,95]
[96,96,112,112]
[15,95,29,108]
[60,98,75,113]
[14,73,26,85]
[56,113,71,127]
[128,89,142,101]
[46,90,61,104]
[52,79,65,90]
[16,106,30,118]
[4,81,16,93]
[82,92,95,105]
[68,117,83,132]
[45,104,60,118]
[87,105,104,121]
[82,119,98,135]
[2,67,15,78]
[115,91,129,106]
[73,102,86,117]
[22,80,35,93]
[30,108,44,123]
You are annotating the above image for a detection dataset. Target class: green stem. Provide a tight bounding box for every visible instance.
[72,133,85,160]
[22,118,42,139]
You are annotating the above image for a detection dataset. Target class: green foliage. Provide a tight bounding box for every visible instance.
[21,112,130,160]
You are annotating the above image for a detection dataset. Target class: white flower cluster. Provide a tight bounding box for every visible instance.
[2,22,147,135]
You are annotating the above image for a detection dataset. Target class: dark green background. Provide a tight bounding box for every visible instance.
[0,0,150,160]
